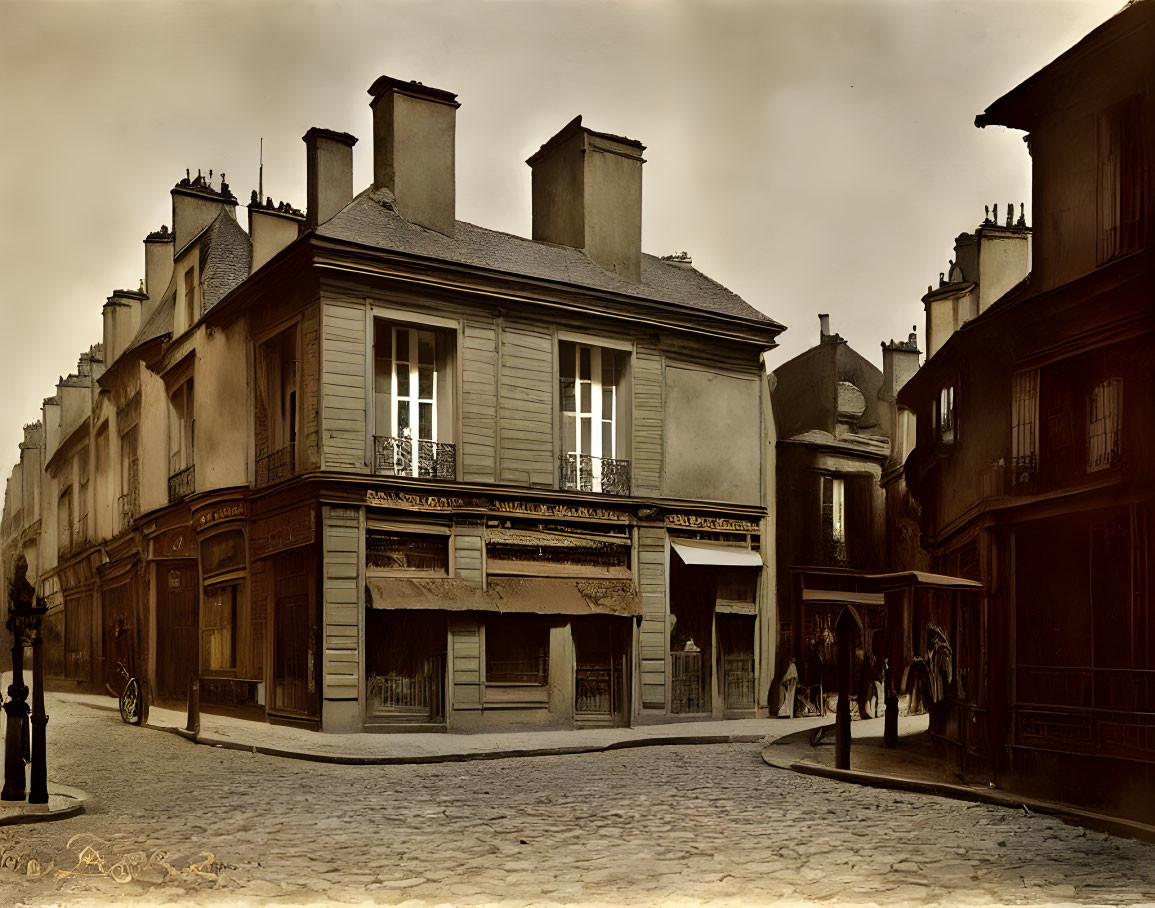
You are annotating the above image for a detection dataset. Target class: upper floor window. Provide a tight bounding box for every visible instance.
[1011,369,1039,473]
[119,425,140,529]
[820,475,846,566]
[57,486,73,557]
[255,325,298,485]
[559,340,630,495]
[934,385,956,446]
[182,266,199,333]
[373,321,456,479]
[168,377,195,501]
[1098,96,1147,264]
[1087,377,1122,472]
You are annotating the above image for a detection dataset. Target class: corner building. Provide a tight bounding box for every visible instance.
[3,77,785,734]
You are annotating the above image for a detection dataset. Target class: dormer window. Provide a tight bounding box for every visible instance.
[182,266,198,333]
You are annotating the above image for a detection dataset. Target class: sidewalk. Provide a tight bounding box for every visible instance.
[762,713,1155,843]
[56,690,828,764]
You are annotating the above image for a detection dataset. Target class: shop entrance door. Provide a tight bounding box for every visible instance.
[156,561,198,702]
[573,618,626,727]
[718,613,756,713]
[272,552,318,718]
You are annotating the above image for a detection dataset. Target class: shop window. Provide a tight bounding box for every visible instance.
[1087,377,1123,472]
[485,616,549,685]
[559,340,630,495]
[1098,96,1147,264]
[202,583,238,674]
[366,530,449,575]
[373,320,456,479]
[255,325,298,485]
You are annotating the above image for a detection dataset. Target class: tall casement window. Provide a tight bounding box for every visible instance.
[76,447,90,546]
[119,425,140,529]
[1011,369,1040,473]
[1098,96,1147,264]
[182,266,198,333]
[820,475,846,566]
[57,486,73,557]
[168,377,195,501]
[373,320,456,479]
[255,325,298,485]
[559,341,630,495]
[934,385,957,446]
[1087,377,1123,472]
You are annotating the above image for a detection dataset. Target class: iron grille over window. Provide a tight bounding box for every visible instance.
[1087,378,1123,472]
[168,464,195,502]
[256,444,295,486]
[373,436,456,480]
[559,453,631,496]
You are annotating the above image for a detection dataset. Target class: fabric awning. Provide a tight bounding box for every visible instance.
[366,577,497,612]
[865,571,983,591]
[801,589,885,607]
[716,599,757,616]
[366,576,642,617]
[671,541,763,568]
[487,578,642,617]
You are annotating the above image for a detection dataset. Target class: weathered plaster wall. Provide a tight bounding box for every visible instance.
[663,367,760,505]
[195,321,249,490]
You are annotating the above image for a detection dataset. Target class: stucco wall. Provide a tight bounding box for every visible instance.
[662,366,760,505]
[195,321,249,490]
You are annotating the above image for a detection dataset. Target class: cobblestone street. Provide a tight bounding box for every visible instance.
[2,694,1154,907]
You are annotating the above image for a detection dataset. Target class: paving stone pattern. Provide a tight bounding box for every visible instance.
[2,695,1154,906]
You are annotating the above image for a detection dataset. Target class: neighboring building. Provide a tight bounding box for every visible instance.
[900,1,1154,820]
[770,316,892,714]
[0,79,786,733]
[921,207,1031,359]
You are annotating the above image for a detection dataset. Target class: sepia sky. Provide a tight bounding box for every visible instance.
[0,0,1124,470]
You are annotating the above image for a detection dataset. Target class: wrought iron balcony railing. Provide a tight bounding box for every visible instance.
[168,464,195,503]
[256,444,296,486]
[559,453,631,496]
[373,437,457,480]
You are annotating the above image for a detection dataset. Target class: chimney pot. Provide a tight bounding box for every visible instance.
[819,313,831,339]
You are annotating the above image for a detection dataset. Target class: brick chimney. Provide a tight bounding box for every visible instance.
[171,171,237,254]
[367,77,459,236]
[527,116,645,282]
[303,128,357,230]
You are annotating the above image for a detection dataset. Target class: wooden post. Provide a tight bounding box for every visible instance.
[186,677,200,735]
[28,627,48,805]
[884,691,899,749]
[835,609,855,770]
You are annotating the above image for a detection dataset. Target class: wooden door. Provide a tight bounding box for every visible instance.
[718,613,756,711]
[272,553,318,717]
[102,580,135,691]
[573,618,623,727]
[156,561,199,701]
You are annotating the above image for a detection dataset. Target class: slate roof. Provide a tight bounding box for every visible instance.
[127,210,252,354]
[316,189,781,328]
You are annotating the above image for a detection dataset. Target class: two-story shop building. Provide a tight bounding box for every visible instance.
[2,77,786,734]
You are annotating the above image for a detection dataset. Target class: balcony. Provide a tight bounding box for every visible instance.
[256,444,296,486]
[168,465,195,503]
[373,437,456,480]
[979,456,1039,499]
[559,453,631,496]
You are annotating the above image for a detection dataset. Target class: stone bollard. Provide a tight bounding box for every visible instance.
[186,678,200,735]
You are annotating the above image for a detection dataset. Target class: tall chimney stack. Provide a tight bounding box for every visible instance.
[367,76,459,237]
[143,225,175,307]
[527,116,645,282]
[171,171,237,254]
[303,128,358,230]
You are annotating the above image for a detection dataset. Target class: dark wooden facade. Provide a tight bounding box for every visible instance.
[901,2,1155,821]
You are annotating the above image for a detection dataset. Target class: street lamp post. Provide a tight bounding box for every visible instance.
[2,556,48,803]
